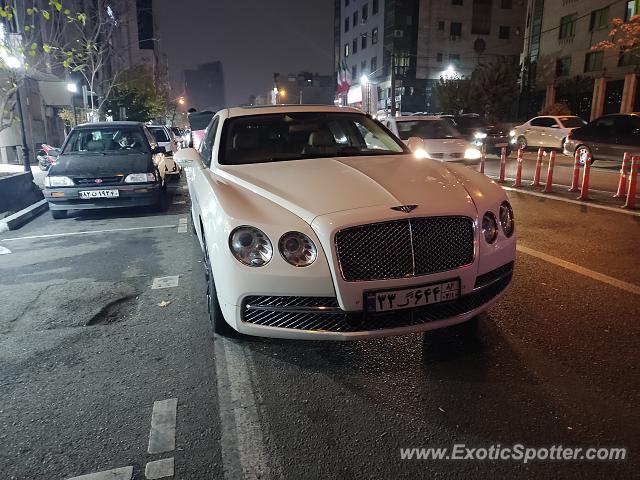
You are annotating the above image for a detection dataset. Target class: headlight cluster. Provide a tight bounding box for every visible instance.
[124,173,156,183]
[413,148,430,159]
[44,176,74,187]
[464,148,482,160]
[474,132,487,139]
[509,130,516,137]
[229,227,318,267]
[482,201,514,244]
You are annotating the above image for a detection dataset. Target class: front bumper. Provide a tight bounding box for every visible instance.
[228,262,513,340]
[45,183,160,210]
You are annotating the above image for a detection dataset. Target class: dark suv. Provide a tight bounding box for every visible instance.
[442,114,515,156]
[44,121,167,219]
[564,113,640,164]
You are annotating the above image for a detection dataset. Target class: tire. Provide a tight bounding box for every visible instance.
[203,238,234,337]
[516,136,527,150]
[575,145,595,165]
[51,209,67,219]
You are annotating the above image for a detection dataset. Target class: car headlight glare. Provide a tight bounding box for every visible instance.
[44,176,74,187]
[124,173,156,183]
[499,201,515,237]
[474,132,487,139]
[509,129,516,137]
[229,226,272,267]
[464,148,482,160]
[413,148,430,159]
[482,212,498,244]
[279,231,317,267]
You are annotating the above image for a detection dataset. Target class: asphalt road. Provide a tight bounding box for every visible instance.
[1,180,639,479]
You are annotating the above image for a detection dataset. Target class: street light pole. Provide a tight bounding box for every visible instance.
[14,80,30,172]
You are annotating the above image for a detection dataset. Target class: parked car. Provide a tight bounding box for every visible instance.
[187,110,215,149]
[170,126,188,148]
[148,125,178,155]
[36,144,61,170]
[513,115,587,150]
[442,114,516,157]
[563,113,640,164]
[174,105,516,339]
[43,122,167,219]
[382,116,482,164]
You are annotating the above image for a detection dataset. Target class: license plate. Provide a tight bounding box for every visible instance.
[495,142,508,147]
[79,189,119,199]
[365,279,460,312]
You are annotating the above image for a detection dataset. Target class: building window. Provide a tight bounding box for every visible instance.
[584,51,604,72]
[450,22,462,38]
[344,43,349,57]
[559,14,576,39]
[453,0,463,5]
[626,0,638,21]
[556,56,571,76]
[501,0,512,8]
[362,4,368,23]
[353,11,358,27]
[499,26,510,39]
[361,34,367,49]
[372,27,378,44]
[373,0,379,15]
[590,7,610,31]
[352,38,358,54]
[619,49,640,66]
[471,0,492,35]
[344,17,349,33]
[438,21,445,31]
[436,53,443,62]
[352,65,357,79]
[371,56,377,73]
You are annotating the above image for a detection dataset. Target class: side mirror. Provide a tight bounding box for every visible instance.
[174,147,199,165]
[406,136,425,152]
[151,146,167,154]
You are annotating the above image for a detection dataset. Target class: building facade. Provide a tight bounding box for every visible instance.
[522,0,640,120]
[183,61,226,112]
[335,0,526,114]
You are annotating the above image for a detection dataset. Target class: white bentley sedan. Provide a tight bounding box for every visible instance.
[175,105,515,340]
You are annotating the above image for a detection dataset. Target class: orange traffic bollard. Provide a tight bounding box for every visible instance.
[577,153,592,200]
[512,149,524,187]
[544,151,556,193]
[569,149,581,192]
[532,148,544,187]
[623,156,639,209]
[480,145,486,174]
[499,147,507,182]
[614,152,632,198]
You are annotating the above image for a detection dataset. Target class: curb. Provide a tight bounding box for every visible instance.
[0,199,48,231]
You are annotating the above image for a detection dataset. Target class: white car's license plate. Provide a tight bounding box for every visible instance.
[79,189,119,199]
[365,279,460,312]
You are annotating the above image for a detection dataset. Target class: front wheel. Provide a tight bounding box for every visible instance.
[204,240,234,337]
[575,145,594,165]
[516,136,527,150]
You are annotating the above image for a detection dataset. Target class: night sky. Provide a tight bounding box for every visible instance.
[154,0,335,107]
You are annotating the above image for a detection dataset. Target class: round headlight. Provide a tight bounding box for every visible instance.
[229,226,273,267]
[499,201,515,237]
[279,231,317,267]
[482,212,498,244]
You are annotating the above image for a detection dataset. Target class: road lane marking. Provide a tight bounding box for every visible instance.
[0,224,178,242]
[145,457,174,479]
[173,200,187,205]
[517,245,640,295]
[501,186,640,217]
[151,276,179,289]
[66,466,133,480]
[178,217,188,224]
[215,338,274,480]
[0,245,11,254]
[148,398,178,454]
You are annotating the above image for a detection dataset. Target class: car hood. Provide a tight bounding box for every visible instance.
[49,152,152,177]
[217,154,477,224]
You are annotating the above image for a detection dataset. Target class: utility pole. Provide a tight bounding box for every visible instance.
[390,52,396,117]
[14,86,30,172]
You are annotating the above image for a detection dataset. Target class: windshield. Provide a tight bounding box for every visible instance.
[559,117,587,128]
[171,127,182,135]
[220,112,407,165]
[148,127,170,142]
[63,127,148,154]
[396,119,459,140]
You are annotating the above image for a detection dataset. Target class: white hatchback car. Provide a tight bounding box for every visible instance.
[513,115,587,150]
[175,105,516,340]
[383,116,482,164]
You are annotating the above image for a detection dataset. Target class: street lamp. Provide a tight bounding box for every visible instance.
[178,96,185,105]
[67,83,78,93]
[360,74,369,85]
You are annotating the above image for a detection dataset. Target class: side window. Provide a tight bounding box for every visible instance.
[614,116,637,134]
[592,117,615,133]
[531,117,556,127]
[199,117,220,167]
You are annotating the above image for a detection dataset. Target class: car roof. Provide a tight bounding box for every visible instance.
[394,115,442,121]
[75,121,144,128]
[226,104,362,118]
